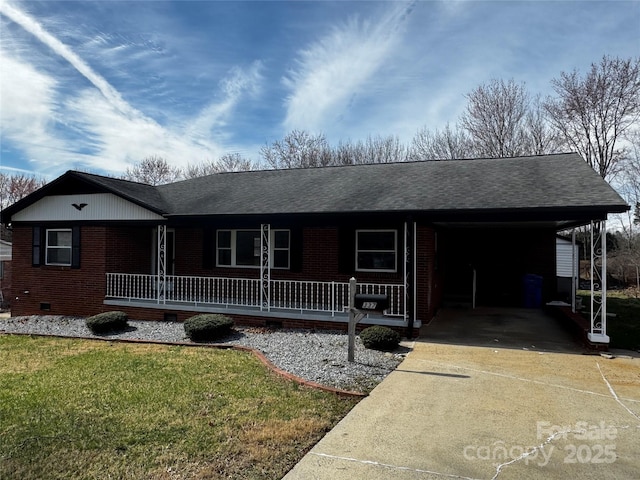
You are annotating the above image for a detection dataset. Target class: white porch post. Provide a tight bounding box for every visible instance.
[260,224,271,311]
[571,229,577,313]
[588,220,609,343]
[413,221,417,327]
[156,224,166,304]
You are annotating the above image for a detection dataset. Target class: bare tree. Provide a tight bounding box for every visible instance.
[184,153,257,178]
[460,79,532,158]
[544,56,640,180]
[334,135,408,165]
[409,123,475,160]
[0,173,47,211]
[624,132,640,226]
[525,95,563,155]
[122,155,183,185]
[260,130,333,169]
[362,134,407,164]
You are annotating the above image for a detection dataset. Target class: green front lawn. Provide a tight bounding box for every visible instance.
[578,290,640,351]
[0,336,359,479]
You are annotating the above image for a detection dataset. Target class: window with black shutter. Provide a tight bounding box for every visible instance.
[33,226,80,268]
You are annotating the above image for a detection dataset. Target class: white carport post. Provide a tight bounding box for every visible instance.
[260,224,271,312]
[588,220,609,343]
[571,229,577,313]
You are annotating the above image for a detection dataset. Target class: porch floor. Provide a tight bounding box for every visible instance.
[104,298,418,328]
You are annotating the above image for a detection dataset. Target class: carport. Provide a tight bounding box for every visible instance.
[432,215,622,345]
[437,226,556,308]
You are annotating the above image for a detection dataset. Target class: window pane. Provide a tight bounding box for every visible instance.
[48,248,71,265]
[274,230,289,248]
[236,231,260,266]
[273,250,289,269]
[48,230,72,247]
[357,252,395,271]
[217,249,231,266]
[217,230,231,248]
[358,231,394,250]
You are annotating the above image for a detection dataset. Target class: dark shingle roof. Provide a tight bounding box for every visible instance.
[156,153,627,216]
[1,153,629,223]
[1,171,169,220]
[71,172,169,213]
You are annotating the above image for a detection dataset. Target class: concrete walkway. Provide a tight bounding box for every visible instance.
[284,311,640,479]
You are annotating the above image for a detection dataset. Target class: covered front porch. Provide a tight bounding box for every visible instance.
[104,272,411,328]
[102,220,419,330]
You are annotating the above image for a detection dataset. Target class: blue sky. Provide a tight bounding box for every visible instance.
[0,0,638,180]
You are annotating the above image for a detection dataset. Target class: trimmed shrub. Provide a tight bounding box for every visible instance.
[86,311,129,334]
[359,325,401,351]
[184,314,234,342]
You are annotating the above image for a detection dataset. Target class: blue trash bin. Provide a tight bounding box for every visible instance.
[523,274,543,308]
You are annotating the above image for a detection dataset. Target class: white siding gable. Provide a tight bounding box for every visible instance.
[12,193,164,222]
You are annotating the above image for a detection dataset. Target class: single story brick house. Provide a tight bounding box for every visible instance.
[0,153,628,340]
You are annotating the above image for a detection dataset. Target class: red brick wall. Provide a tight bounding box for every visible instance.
[176,226,403,285]
[415,225,437,323]
[106,226,153,274]
[11,226,108,317]
[10,223,431,330]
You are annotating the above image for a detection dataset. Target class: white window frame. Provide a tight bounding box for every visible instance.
[355,229,397,273]
[45,228,72,266]
[216,229,290,269]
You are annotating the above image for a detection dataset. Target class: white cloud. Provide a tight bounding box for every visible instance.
[0,51,73,176]
[63,90,224,174]
[187,61,263,141]
[0,0,234,175]
[282,2,415,133]
[0,0,135,119]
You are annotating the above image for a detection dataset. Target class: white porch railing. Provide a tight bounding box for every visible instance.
[105,273,405,317]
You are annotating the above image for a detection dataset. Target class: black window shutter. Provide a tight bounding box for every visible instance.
[71,226,81,268]
[338,227,355,274]
[202,228,214,269]
[32,226,42,266]
[289,228,303,272]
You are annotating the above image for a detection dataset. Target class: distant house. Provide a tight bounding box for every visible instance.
[0,239,11,309]
[556,235,580,303]
[0,153,628,340]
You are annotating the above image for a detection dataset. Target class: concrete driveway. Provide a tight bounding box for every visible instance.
[284,310,640,479]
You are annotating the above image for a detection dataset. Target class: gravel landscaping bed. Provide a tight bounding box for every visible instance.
[0,315,408,393]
